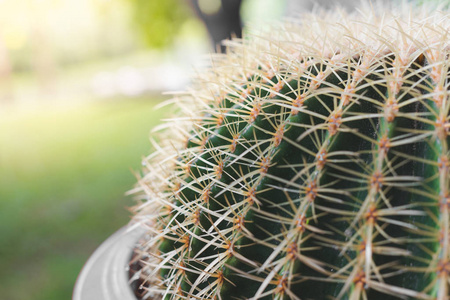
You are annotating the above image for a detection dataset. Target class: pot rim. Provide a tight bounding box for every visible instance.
[73,224,146,300]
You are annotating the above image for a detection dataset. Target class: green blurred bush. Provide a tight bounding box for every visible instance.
[127,0,192,48]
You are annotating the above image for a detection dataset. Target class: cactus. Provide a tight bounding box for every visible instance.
[132,2,450,299]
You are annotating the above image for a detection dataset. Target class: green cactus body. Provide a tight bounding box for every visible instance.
[133,3,450,299]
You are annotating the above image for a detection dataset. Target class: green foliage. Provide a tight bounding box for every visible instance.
[126,0,191,48]
[133,2,450,299]
[0,98,166,300]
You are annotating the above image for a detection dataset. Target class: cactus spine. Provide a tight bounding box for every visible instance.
[132,2,450,299]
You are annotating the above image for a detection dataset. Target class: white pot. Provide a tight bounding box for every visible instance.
[73,225,146,300]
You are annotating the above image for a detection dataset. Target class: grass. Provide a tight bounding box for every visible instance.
[0,96,168,300]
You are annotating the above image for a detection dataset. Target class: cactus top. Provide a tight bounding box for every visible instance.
[132,2,450,299]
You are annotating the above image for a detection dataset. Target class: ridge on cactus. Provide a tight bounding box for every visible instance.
[130,1,450,299]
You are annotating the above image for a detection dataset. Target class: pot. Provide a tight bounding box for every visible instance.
[73,224,146,300]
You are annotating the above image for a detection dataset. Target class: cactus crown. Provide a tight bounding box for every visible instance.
[132,2,450,299]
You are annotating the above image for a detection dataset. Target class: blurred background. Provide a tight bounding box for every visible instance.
[0,0,351,299]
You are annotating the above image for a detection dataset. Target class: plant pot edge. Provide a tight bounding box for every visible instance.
[73,224,146,300]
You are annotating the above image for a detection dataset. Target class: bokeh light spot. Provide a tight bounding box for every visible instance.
[198,0,221,15]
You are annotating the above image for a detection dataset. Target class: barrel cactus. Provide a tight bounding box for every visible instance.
[131,2,450,299]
